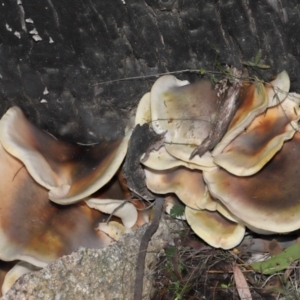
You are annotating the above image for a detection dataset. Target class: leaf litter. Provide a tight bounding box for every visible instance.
[151,227,300,300]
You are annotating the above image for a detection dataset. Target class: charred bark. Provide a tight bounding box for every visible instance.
[0,0,300,142]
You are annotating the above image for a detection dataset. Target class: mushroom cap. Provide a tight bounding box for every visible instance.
[164,144,216,170]
[142,145,214,171]
[0,107,131,204]
[185,207,245,249]
[135,92,151,126]
[213,71,290,156]
[212,81,268,156]
[129,199,150,228]
[265,70,290,107]
[96,221,128,241]
[150,75,219,169]
[204,131,300,233]
[0,261,16,297]
[2,261,39,295]
[85,198,138,228]
[144,166,217,211]
[0,143,121,266]
[213,96,300,176]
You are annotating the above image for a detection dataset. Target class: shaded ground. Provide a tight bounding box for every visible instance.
[151,228,300,300]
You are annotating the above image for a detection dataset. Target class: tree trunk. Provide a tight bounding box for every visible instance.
[0,0,299,142]
[0,0,300,298]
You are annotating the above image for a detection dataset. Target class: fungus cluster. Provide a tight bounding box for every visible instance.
[0,107,150,294]
[138,70,300,249]
[0,70,299,294]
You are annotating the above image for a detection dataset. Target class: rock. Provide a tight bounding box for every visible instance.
[1,216,185,300]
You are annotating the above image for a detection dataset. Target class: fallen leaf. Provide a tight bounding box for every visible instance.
[251,243,300,275]
[233,264,252,300]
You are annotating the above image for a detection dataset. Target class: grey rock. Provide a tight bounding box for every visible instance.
[1,216,185,300]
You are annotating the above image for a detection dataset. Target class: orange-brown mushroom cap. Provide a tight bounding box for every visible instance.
[0,143,118,267]
[213,96,300,176]
[185,207,245,249]
[212,81,269,156]
[213,71,290,156]
[204,132,300,233]
[0,107,131,204]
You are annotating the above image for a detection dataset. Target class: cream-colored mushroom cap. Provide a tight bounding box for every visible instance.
[2,261,39,295]
[265,70,290,107]
[96,221,128,241]
[144,166,217,211]
[142,145,215,172]
[185,207,245,249]
[150,75,219,169]
[85,198,138,229]
[135,92,151,126]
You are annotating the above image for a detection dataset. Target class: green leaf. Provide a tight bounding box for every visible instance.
[170,204,185,219]
[256,64,271,69]
[199,67,206,75]
[210,75,217,85]
[165,246,176,260]
[220,282,233,288]
[242,61,256,67]
[250,243,300,275]
[254,51,262,65]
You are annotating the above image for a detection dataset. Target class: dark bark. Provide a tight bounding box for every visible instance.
[0,0,300,142]
[123,124,164,200]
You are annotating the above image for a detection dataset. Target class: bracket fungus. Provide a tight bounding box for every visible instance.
[0,141,118,267]
[138,70,300,249]
[185,207,245,249]
[150,75,219,169]
[0,107,132,204]
[213,96,300,176]
[2,261,39,295]
[0,106,147,294]
[0,69,299,294]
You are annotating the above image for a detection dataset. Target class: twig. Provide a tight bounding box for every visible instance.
[190,79,240,159]
[105,197,133,224]
[92,69,224,85]
[133,197,164,300]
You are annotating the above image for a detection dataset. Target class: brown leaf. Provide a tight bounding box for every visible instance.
[268,239,283,256]
[233,264,252,300]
